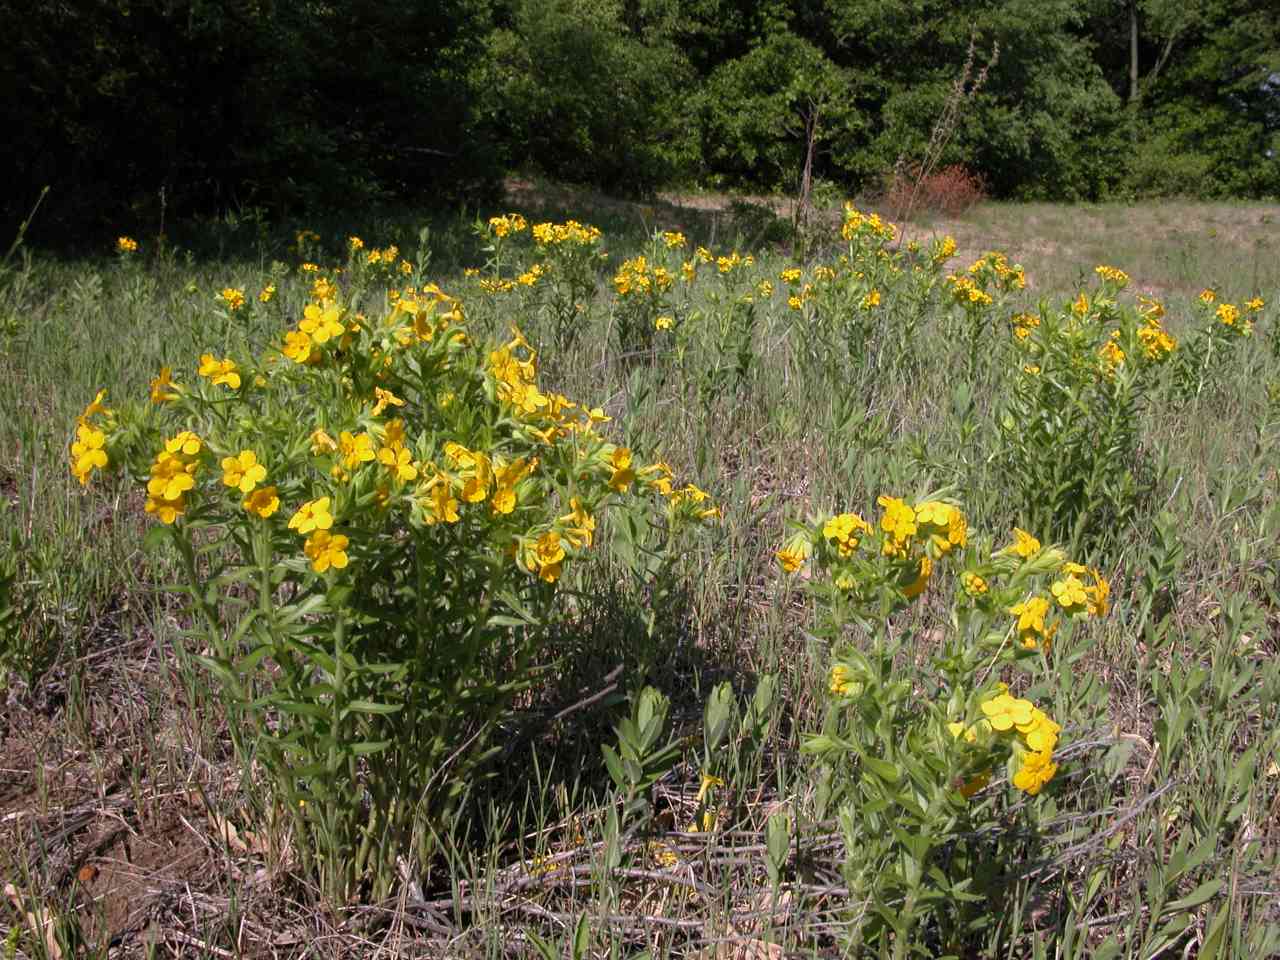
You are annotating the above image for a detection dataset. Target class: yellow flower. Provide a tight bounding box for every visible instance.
[258,284,275,303]
[980,692,1035,732]
[371,386,405,416]
[662,230,686,249]
[1094,265,1130,287]
[1005,527,1041,558]
[902,554,932,598]
[877,495,917,548]
[283,330,316,364]
[218,287,246,311]
[775,544,808,573]
[525,530,565,583]
[149,367,179,403]
[242,485,280,518]
[1245,296,1264,311]
[1012,749,1057,796]
[300,302,344,343]
[69,423,108,485]
[310,429,337,455]
[1086,568,1110,617]
[608,447,635,493]
[338,431,376,470]
[304,530,349,573]
[378,444,418,484]
[221,450,267,494]
[288,497,334,535]
[860,289,881,310]
[80,389,109,422]
[348,235,364,251]
[1199,288,1216,304]
[822,512,871,556]
[1050,574,1088,613]
[654,315,674,330]
[1009,596,1058,649]
[1216,303,1240,327]
[198,354,241,389]
[829,663,855,696]
[115,236,138,253]
[779,267,802,284]
[559,497,596,548]
[961,571,988,597]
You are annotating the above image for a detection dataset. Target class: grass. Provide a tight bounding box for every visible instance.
[2,184,1279,957]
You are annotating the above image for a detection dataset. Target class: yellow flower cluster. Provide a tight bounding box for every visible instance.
[116,236,138,254]
[488,213,528,238]
[614,255,674,296]
[661,230,686,249]
[146,431,202,523]
[1094,264,1130,287]
[218,287,246,312]
[946,273,993,307]
[531,220,601,247]
[841,204,896,243]
[70,390,111,486]
[198,353,241,389]
[778,495,965,604]
[979,690,1061,795]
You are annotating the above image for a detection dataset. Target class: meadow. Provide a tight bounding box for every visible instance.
[2,187,1279,958]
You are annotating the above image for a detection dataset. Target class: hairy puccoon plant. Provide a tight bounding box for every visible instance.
[68,257,717,904]
[779,499,1109,956]
[995,266,1177,552]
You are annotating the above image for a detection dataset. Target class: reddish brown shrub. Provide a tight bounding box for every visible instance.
[887,163,987,220]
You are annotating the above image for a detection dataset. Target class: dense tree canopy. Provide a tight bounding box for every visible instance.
[1,0,1276,235]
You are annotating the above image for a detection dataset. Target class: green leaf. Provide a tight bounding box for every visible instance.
[349,740,393,756]
[1168,878,1223,912]
[343,700,404,717]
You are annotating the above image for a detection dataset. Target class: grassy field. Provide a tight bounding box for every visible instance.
[2,186,1279,958]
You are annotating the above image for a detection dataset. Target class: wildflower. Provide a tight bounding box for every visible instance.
[304,530,349,573]
[349,236,364,251]
[1216,303,1240,327]
[371,386,405,416]
[1199,289,1216,304]
[608,447,635,493]
[69,423,108,485]
[1099,338,1125,376]
[1050,573,1088,614]
[80,389,109,422]
[877,495,917,551]
[662,230,686,249]
[757,280,774,299]
[525,530,565,583]
[376,444,417,484]
[1094,265,1130,287]
[1086,568,1110,617]
[116,236,138,254]
[258,283,276,303]
[961,571,989,597]
[300,302,344,343]
[822,512,871,557]
[775,543,808,573]
[243,485,280,518]
[198,354,241,390]
[1245,296,1265,312]
[1009,596,1057,649]
[338,431,376,470]
[654,315,673,330]
[916,501,966,554]
[980,692,1035,731]
[218,288,246,312]
[221,450,267,494]
[288,497,334,535]
[860,289,881,310]
[902,554,932,598]
[145,434,203,524]
[1004,527,1041,558]
[310,429,337,456]
[1012,748,1057,795]
[559,498,596,548]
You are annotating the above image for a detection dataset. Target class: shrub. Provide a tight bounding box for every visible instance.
[886,163,987,219]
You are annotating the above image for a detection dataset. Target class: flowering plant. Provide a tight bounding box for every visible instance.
[70,263,715,902]
[781,499,1109,954]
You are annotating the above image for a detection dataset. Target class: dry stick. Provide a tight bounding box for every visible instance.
[893,34,998,227]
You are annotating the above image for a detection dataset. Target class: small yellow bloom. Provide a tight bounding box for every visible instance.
[198,354,241,389]
[116,236,138,254]
[221,450,267,494]
[288,497,334,535]
[218,287,246,312]
[304,530,349,573]
[243,485,280,518]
